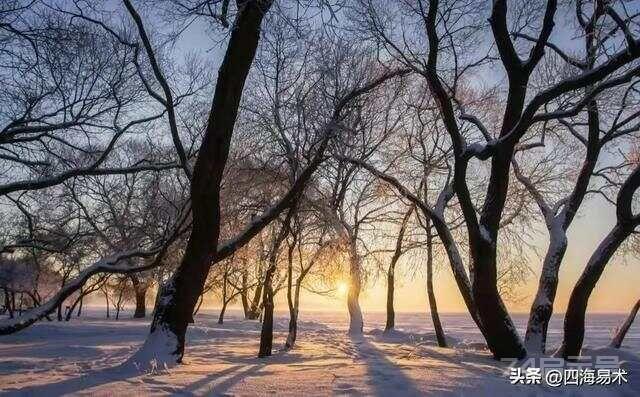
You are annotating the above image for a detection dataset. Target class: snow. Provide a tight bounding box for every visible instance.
[0,309,638,396]
[126,325,179,372]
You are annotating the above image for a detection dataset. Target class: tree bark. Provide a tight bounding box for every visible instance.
[77,295,83,317]
[384,205,413,332]
[559,223,632,358]
[247,276,264,320]
[347,239,363,334]
[258,210,294,357]
[241,269,250,318]
[285,240,297,349]
[139,0,273,364]
[258,265,276,357]
[385,266,395,332]
[610,299,640,349]
[218,300,228,324]
[425,223,446,347]
[130,274,147,319]
[4,288,13,319]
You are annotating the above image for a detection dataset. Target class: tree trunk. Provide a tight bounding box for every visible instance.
[241,269,250,318]
[385,265,395,332]
[523,97,600,355]
[384,206,413,332]
[77,295,83,317]
[524,226,567,354]
[247,277,263,320]
[285,282,301,349]
[610,299,640,349]
[104,290,110,318]
[347,239,363,335]
[218,272,228,324]
[115,286,124,320]
[285,242,298,349]
[130,274,147,319]
[258,210,294,357]
[4,289,13,319]
[471,150,527,360]
[194,293,204,317]
[426,226,446,347]
[218,300,228,324]
[559,223,631,359]
[65,294,85,321]
[258,265,276,357]
[136,0,273,364]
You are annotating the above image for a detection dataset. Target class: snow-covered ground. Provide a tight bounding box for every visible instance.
[0,309,638,396]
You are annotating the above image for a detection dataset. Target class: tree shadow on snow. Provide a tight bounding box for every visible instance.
[348,334,423,396]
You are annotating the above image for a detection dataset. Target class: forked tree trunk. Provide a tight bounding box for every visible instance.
[259,210,294,357]
[425,225,446,347]
[65,294,85,321]
[523,94,600,354]
[610,299,640,349]
[135,0,274,364]
[285,281,302,349]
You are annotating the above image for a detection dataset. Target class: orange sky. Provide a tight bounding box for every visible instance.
[215,195,639,315]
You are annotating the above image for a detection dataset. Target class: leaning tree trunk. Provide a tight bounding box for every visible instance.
[559,223,632,359]
[347,239,363,335]
[610,299,640,349]
[133,0,273,365]
[241,269,250,318]
[218,272,229,324]
[247,277,264,320]
[559,154,640,360]
[77,295,83,317]
[425,225,446,347]
[130,274,148,319]
[524,227,568,354]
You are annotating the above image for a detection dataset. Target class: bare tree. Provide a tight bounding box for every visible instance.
[355,0,640,358]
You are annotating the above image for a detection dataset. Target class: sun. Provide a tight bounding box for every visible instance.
[336,281,349,297]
